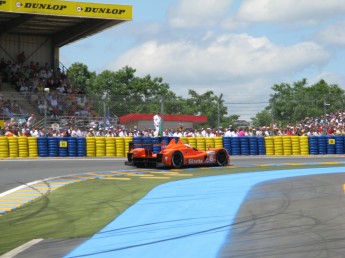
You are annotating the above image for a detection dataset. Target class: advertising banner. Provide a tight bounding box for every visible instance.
[0,0,132,20]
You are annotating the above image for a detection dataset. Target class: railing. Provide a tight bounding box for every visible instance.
[37,115,119,130]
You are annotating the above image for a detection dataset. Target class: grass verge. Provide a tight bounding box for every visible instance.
[1,164,345,255]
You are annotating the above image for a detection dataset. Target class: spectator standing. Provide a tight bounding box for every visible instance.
[153,112,162,137]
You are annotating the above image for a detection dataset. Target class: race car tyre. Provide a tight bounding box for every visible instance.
[216,149,228,166]
[171,151,183,169]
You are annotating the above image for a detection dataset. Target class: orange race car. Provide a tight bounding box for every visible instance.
[125,138,230,169]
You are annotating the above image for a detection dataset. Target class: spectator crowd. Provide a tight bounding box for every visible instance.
[1,110,345,138]
[1,54,97,121]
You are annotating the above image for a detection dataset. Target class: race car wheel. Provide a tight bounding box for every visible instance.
[171,151,183,169]
[216,149,228,166]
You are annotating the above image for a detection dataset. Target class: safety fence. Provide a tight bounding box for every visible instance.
[0,135,343,159]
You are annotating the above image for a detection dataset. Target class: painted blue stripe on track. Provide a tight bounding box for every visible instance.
[65,167,345,258]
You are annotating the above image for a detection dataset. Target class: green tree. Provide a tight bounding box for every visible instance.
[86,66,176,116]
[265,79,345,126]
[185,90,228,128]
[67,62,95,94]
[251,108,271,128]
[67,63,239,129]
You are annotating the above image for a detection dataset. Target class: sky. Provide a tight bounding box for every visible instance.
[60,0,345,121]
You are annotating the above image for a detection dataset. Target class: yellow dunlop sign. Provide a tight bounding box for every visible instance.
[0,0,132,20]
[328,139,335,145]
[59,141,68,148]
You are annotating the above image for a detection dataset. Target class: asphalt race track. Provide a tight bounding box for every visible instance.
[1,156,345,258]
[218,173,345,258]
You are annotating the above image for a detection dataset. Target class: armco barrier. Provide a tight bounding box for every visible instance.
[2,136,345,158]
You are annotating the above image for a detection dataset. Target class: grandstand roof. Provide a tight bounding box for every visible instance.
[119,114,208,124]
[0,0,132,47]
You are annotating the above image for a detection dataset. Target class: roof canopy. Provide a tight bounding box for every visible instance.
[0,0,132,47]
[119,114,208,124]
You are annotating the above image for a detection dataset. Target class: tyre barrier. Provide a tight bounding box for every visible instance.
[240,137,249,155]
[77,137,86,157]
[327,136,335,155]
[273,136,283,156]
[249,137,258,155]
[28,137,38,158]
[67,137,77,157]
[18,137,28,158]
[132,136,143,149]
[95,137,106,157]
[58,138,68,157]
[282,136,292,156]
[309,136,319,155]
[85,137,96,157]
[291,136,301,155]
[264,137,274,155]
[187,137,197,148]
[124,137,132,154]
[179,137,188,144]
[115,137,125,157]
[335,135,344,154]
[105,137,116,157]
[2,136,345,158]
[318,136,327,155]
[300,136,309,155]
[196,137,206,151]
[205,137,215,149]
[48,137,58,157]
[152,137,161,154]
[0,137,8,158]
[8,137,18,158]
[223,137,231,155]
[258,137,266,155]
[37,137,48,157]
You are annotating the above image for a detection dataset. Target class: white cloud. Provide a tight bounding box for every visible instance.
[237,0,345,24]
[168,0,233,28]
[110,33,329,84]
[310,72,345,87]
[316,20,345,46]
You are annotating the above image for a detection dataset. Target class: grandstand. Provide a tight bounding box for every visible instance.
[0,0,132,128]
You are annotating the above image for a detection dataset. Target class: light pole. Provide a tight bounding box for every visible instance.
[160,95,164,135]
[102,91,108,129]
[44,87,50,132]
[323,99,330,135]
[217,93,223,133]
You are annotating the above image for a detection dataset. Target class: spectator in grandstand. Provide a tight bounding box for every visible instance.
[26,113,35,127]
[31,127,40,137]
[19,78,29,94]
[56,83,66,94]
[17,51,26,65]
[0,57,6,72]
[23,128,31,137]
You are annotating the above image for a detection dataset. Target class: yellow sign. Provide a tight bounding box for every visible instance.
[59,141,68,148]
[0,120,4,128]
[0,0,132,20]
[328,139,335,145]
